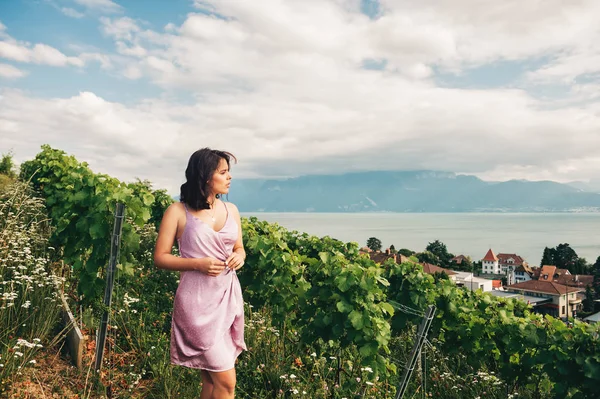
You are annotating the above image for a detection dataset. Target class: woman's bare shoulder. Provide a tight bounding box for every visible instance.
[165,201,186,217]
[224,201,239,213]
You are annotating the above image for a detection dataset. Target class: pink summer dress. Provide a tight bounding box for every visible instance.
[170,203,246,371]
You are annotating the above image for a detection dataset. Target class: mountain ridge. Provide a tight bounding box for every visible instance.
[207,170,600,212]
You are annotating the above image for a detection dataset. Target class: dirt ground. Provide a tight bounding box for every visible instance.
[6,337,152,399]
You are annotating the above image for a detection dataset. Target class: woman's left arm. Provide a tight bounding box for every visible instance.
[226,203,246,271]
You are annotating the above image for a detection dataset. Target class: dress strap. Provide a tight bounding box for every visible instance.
[223,201,229,219]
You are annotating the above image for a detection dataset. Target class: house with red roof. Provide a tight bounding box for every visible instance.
[504,280,583,319]
[420,263,458,282]
[532,265,593,286]
[497,253,528,284]
[450,254,470,265]
[481,248,500,274]
[366,248,410,268]
[497,253,527,270]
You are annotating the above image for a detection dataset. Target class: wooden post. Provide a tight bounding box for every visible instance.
[94,203,125,372]
[60,292,86,369]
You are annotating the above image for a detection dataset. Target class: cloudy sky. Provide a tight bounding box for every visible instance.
[1,0,599,193]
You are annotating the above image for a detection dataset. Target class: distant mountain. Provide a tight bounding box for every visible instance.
[226,170,600,212]
[566,180,600,193]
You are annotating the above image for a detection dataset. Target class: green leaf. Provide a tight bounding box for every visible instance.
[359,343,378,357]
[349,310,364,330]
[117,262,136,277]
[336,300,353,313]
[319,252,330,264]
[89,223,104,239]
[142,193,154,207]
[335,274,353,292]
[380,302,394,316]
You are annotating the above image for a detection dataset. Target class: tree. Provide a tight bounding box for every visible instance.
[541,244,584,274]
[452,256,473,272]
[583,286,595,313]
[416,251,441,266]
[389,244,396,253]
[572,257,591,275]
[433,271,449,281]
[366,237,382,252]
[554,243,578,271]
[398,248,414,257]
[0,151,16,178]
[592,256,600,298]
[540,247,554,266]
[473,260,483,275]
[426,239,454,266]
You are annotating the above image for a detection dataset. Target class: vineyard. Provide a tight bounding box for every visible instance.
[1,146,600,398]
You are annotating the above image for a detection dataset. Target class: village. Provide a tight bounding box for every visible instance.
[362,244,599,324]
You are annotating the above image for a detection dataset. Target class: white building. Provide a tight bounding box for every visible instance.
[514,264,534,283]
[497,253,529,285]
[454,271,494,292]
[481,249,500,274]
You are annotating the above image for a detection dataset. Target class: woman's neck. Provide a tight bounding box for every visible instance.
[207,195,217,207]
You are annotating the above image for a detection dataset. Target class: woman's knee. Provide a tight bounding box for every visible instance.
[211,369,236,393]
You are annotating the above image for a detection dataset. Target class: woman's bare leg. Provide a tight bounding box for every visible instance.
[200,370,214,399]
[208,368,236,399]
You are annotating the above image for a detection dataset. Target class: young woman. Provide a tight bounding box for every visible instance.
[154,148,246,399]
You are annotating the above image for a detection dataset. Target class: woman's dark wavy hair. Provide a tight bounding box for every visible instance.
[180,148,237,210]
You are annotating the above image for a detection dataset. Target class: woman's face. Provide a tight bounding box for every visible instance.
[208,158,231,196]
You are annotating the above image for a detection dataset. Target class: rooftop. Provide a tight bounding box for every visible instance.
[482,248,499,262]
[497,253,525,266]
[489,290,552,306]
[506,280,583,296]
[421,263,457,276]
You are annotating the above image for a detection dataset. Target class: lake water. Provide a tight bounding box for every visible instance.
[242,213,600,266]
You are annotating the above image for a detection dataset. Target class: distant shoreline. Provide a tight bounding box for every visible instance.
[238,212,600,263]
[242,210,600,214]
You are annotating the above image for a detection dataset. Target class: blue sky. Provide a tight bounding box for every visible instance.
[1,0,599,192]
[0,0,192,102]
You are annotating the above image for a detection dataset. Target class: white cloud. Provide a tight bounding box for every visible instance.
[32,43,85,66]
[2,77,600,192]
[79,52,112,68]
[527,52,600,84]
[0,41,29,62]
[0,24,99,69]
[0,63,26,78]
[0,41,84,67]
[0,90,185,190]
[100,16,140,41]
[98,0,600,92]
[115,41,146,57]
[378,0,600,68]
[61,7,85,18]
[4,0,600,188]
[0,21,10,40]
[73,0,122,13]
[122,64,141,79]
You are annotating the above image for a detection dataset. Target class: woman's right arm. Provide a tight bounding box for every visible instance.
[154,203,226,276]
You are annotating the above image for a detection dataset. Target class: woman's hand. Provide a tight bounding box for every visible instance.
[198,257,227,276]
[226,252,245,271]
